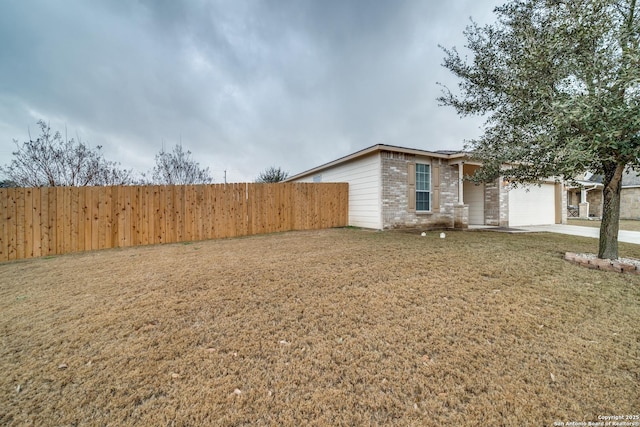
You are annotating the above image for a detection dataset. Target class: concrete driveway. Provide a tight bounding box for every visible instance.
[518,224,640,245]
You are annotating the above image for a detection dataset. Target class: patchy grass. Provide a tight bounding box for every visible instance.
[569,218,640,231]
[1,228,639,426]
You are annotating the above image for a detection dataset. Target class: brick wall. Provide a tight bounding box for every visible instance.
[483,179,503,226]
[621,187,640,219]
[381,151,413,228]
[586,190,603,217]
[439,162,460,218]
[559,184,568,224]
[380,151,461,229]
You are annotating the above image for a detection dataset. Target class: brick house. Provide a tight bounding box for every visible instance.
[622,171,640,219]
[286,144,566,230]
[567,169,640,219]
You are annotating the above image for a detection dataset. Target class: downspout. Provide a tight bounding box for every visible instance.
[580,184,599,218]
[580,184,598,200]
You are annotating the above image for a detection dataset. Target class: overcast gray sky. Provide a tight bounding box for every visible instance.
[0,0,498,183]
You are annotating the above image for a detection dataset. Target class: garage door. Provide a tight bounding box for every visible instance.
[508,184,556,227]
[463,181,485,225]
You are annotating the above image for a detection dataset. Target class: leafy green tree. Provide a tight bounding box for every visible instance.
[150,143,213,185]
[1,120,133,187]
[256,166,289,183]
[439,0,639,259]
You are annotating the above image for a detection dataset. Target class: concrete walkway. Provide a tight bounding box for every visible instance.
[516,224,640,245]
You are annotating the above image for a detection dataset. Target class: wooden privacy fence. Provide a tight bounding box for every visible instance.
[0,182,348,261]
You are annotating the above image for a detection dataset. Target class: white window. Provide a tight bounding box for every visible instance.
[416,163,431,211]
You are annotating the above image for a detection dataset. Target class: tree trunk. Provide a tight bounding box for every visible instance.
[598,162,625,260]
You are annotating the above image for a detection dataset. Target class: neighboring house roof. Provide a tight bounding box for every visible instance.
[286,144,467,181]
[584,172,603,184]
[568,167,640,189]
[565,172,604,190]
[570,168,640,188]
[623,168,640,187]
[566,180,603,190]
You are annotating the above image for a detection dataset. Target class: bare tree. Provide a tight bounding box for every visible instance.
[0,180,18,188]
[256,166,289,183]
[0,120,133,187]
[150,143,213,185]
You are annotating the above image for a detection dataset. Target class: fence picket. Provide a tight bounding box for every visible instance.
[0,190,7,261]
[76,187,85,253]
[24,188,34,258]
[15,188,26,259]
[9,189,18,260]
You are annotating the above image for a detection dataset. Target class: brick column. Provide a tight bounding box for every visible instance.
[454,204,469,229]
[579,202,590,218]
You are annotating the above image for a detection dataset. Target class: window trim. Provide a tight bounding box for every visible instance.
[415,163,431,212]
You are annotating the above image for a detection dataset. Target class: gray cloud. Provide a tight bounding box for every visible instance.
[0,0,497,182]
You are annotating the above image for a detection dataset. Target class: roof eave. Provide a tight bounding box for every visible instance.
[285,144,468,181]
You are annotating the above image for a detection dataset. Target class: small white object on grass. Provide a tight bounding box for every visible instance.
[440,232,446,239]
[421,232,426,237]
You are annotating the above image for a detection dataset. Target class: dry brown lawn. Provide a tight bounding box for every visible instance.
[1,228,639,426]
